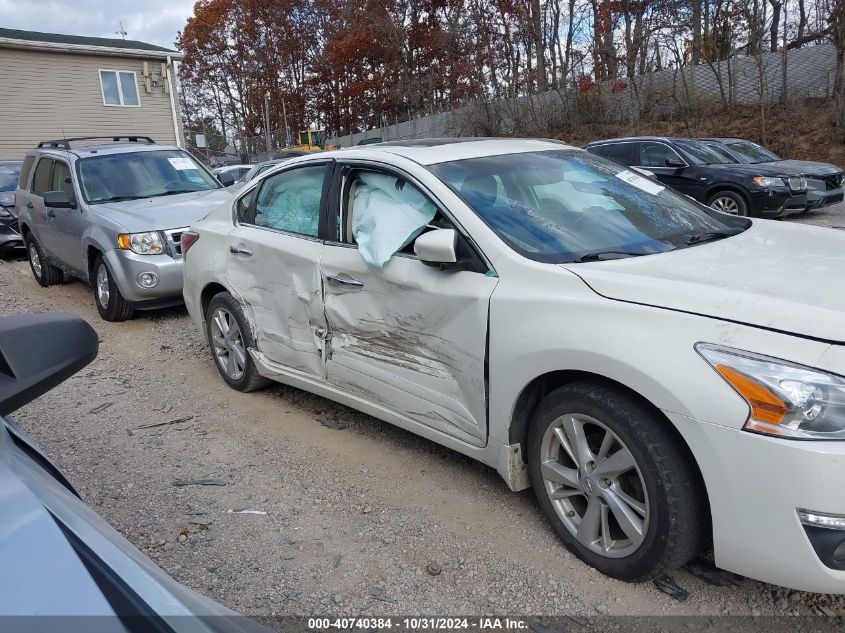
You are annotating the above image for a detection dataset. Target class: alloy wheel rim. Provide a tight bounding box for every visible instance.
[210,307,247,380]
[711,196,740,215]
[29,243,42,277]
[96,264,110,308]
[540,413,649,558]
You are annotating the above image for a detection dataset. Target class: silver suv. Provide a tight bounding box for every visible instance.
[15,137,233,321]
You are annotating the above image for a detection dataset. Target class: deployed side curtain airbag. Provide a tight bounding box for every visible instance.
[352,172,437,268]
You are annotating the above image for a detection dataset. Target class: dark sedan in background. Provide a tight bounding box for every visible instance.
[0,160,22,254]
[699,137,844,211]
[583,137,807,217]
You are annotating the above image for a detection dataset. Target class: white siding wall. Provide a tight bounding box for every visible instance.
[0,48,180,159]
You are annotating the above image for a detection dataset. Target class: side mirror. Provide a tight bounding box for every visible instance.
[414,228,457,266]
[0,313,98,416]
[665,159,686,169]
[43,190,75,209]
[217,172,235,187]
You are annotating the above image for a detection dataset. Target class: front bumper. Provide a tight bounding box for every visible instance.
[667,411,845,593]
[103,248,184,304]
[806,183,844,210]
[748,189,807,218]
[0,214,23,252]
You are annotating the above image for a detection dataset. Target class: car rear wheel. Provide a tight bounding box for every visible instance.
[707,191,748,216]
[93,255,133,322]
[24,233,63,287]
[205,292,270,392]
[528,381,706,582]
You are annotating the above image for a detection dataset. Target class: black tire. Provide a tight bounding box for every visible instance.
[205,291,270,392]
[706,190,748,216]
[527,381,706,582]
[92,255,134,322]
[24,233,63,287]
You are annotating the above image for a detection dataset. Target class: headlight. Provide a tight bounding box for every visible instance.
[697,344,845,440]
[752,176,784,188]
[117,232,165,255]
[0,206,11,218]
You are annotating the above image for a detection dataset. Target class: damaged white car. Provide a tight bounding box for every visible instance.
[182,139,845,593]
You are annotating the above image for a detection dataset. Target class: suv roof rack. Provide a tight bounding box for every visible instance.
[36,136,156,149]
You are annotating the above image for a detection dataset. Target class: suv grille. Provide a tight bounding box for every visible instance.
[163,228,187,259]
[824,173,844,190]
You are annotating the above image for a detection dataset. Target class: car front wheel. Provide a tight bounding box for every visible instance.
[205,291,270,392]
[25,233,63,287]
[93,255,134,322]
[528,382,706,582]
[707,190,748,216]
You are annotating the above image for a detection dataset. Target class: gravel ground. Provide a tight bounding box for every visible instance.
[2,206,845,620]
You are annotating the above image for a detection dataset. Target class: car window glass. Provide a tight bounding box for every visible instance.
[78,150,218,203]
[248,165,325,236]
[430,149,746,263]
[638,143,680,168]
[31,158,53,196]
[50,161,74,198]
[235,187,258,222]
[18,156,35,190]
[0,163,20,192]
[599,143,633,165]
[344,170,438,268]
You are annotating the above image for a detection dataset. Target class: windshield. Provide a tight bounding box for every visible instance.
[672,140,733,165]
[0,163,21,192]
[429,150,749,263]
[78,150,219,204]
[702,142,740,163]
[724,141,781,164]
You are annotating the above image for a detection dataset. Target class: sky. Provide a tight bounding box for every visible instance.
[0,0,195,49]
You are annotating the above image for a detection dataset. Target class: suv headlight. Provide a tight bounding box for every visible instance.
[0,206,11,219]
[697,344,845,440]
[118,232,165,255]
[752,176,785,188]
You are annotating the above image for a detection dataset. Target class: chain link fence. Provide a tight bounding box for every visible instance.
[328,43,840,147]
[183,128,300,167]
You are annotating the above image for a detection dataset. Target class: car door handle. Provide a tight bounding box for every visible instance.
[326,275,364,288]
[229,244,253,256]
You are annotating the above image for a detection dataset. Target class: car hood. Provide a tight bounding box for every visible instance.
[0,191,13,207]
[562,220,845,344]
[760,160,843,177]
[93,189,233,232]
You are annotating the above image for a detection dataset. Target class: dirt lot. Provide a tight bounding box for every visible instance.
[3,208,845,619]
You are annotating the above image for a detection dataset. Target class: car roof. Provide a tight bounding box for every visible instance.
[328,137,576,165]
[584,136,695,146]
[698,137,746,143]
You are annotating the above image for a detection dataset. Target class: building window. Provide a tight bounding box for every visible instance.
[99,70,140,107]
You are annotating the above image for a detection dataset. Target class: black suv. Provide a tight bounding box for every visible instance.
[583,136,807,217]
[699,138,844,211]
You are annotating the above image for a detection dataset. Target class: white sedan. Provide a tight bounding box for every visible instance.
[182,138,845,593]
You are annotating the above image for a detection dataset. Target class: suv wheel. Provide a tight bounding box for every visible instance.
[25,233,63,287]
[528,382,706,582]
[93,255,134,321]
[205,292,270,392]
[707,191,748,216]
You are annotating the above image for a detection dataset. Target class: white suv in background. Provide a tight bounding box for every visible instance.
[181,138,845,593]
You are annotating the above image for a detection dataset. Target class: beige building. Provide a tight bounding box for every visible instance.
[0,28,184,160]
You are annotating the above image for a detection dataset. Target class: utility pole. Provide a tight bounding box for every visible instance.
[282,98,291,148]
[264,92,272,155]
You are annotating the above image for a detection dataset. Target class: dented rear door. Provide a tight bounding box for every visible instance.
[225,163,331,378]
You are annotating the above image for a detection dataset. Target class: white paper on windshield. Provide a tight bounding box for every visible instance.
[616,170,664,195]
[168,157,196,170]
